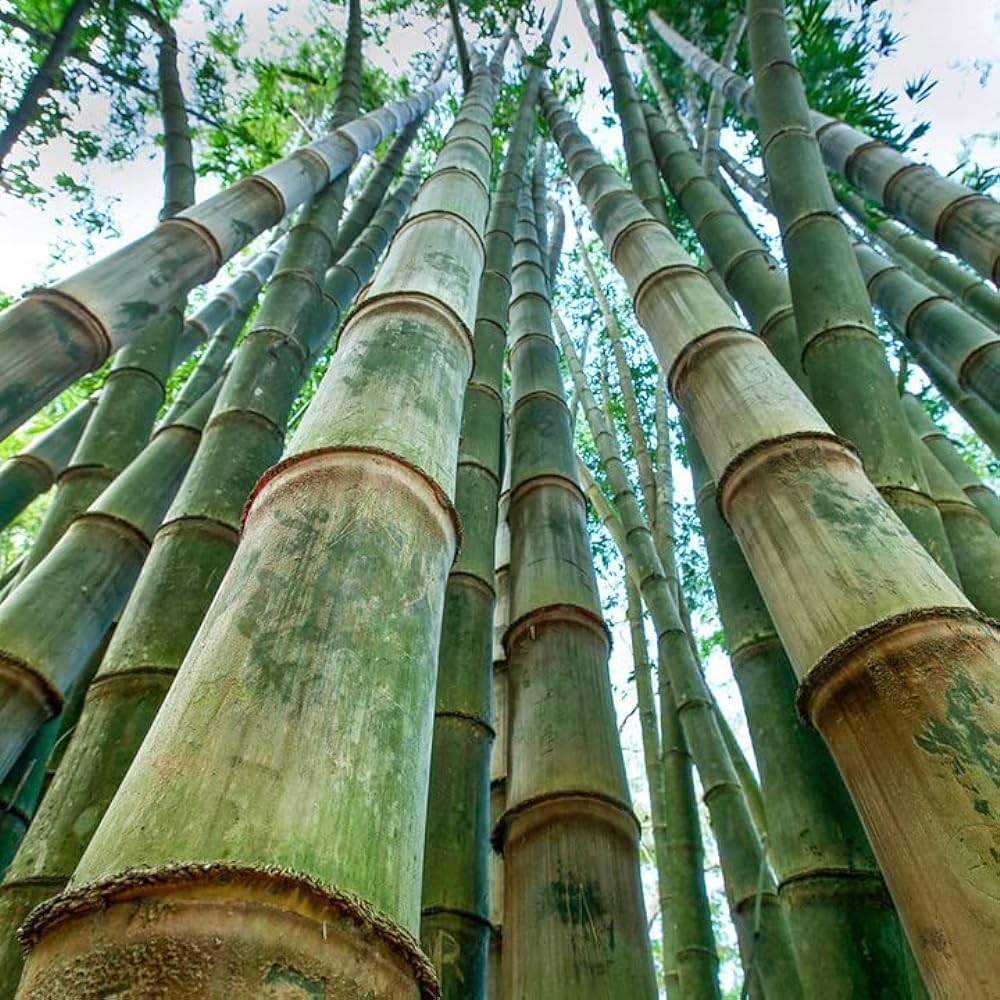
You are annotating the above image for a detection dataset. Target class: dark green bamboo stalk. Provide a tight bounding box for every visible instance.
[497,188,656,998]
[16,58,496,998]
[545,73,1000,997]
[837,186,1000,332]
[445,0,472,91]
[420,33,553,994]
[576,457,680,998]
[155,23,196,220]
[686,422,917,997]
[902,394,1000,531]
[854,242,1000,410]
[745,0,959,581]
[0,399,95,532]
[532,139,549,279]
[644,105,808,392]
[545,195,566,287]
[0,72,447,438]
[700,13,746,182]
[649,11,1000,285]
[0,169,422,999]
[911,431,1000,616]
[0,0,92,169]
[558,311,775,1000]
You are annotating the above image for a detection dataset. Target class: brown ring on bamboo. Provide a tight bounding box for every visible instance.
[464,377,504,408]
[87,665,179,698]
[759,118,814,161]
[503,602,611,660]
[958,341,998,390]
[240,323,311,369]
[17,862,442,1000]
[934,193,991,250]
[1,874,67,894]
[730,632,784,667]
[795,605,991,724]
[269,265,325,299]
[6,454,56,490]
[509,388,569,422]
[26,289,113,369]
[904,292,951,341]
[507,471,585,516]
[700,779,742,808]
[412,164,491,207]
[291,144,342,188]
[241,446,462,562]
[507,327,556,361]
[73,510,154,556]
[664,325,756,401]
[492,790,640,852]
[799,320,886,368]
[103,365,167,399]
[780,206,845,244]
[181,316,212,344]
[156,514,241,546]
[861,262,899,294]
[216,289,243,311]
[721,245,774,287]
[55,463,116,486]
[288,217,337,258]
[715,431,861,525]
[448,569,496,601]
[149,420,204,442]
[841,138,887,183]
[731,888,780,917]
[204,404,286,442]
[420,904,492,928]
[877,483,942,512]
[757,304,796,346]
[433,709,496,740]
[0,653,64,719]
[159,215,227,271]
[778,870,893,908]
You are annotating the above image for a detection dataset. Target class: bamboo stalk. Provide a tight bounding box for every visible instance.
[837,187,1000,332]
[854,242,1000,410]
[543,76,1000,997]
[420,34,553,994]
[16,59,496,999]
[901,394,1000,532]
[0,75,448,438]
[0,171,421,1000]
[497,188,657,998]
[0,399,95,532]
[700,13,746,182]
[648,11,1000,285]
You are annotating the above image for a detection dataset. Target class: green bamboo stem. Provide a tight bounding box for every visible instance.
[577,457,680,998]
[901,394,1000,532]
[746,0,960,585]
[559,311,769,1000]
[545,75,1000,996]
[912,431,1000,616]
[0,172,421,1000]
[588,0,669,227]
[546,196,565,286]
[700,14,746,182]
[497,188,656,999]
[0,0,92,169]
[649,11,1000,285]
[0,399,95,532]
[446,0,472,91]
[686,422,917,996]
[420,38,553,995]
[837,186,1000,332]
[0,74,448,439]
[155,24,196,220]
[644,105,809,393]
[16,60,496,999]
[854,242,1000,410]
[532,138,549,282]
[0,381,220,782]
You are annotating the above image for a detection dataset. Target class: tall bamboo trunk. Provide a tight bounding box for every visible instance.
[854,242,1000,410]
[420,36,552,996]
[543,76,1000,997]
[0,79,447,438]
[0,0,92,169]
[837,186,1000,332]
[558,312,782,999]
[700,14,746,182]
[745,0,959,587]
[902,394,1000,531]
[648,11,1000,284]
[0,399,95,532]
[16,60,496,999]
[0,170,421,998]
[497,188,656,999]
[0,383,219,781]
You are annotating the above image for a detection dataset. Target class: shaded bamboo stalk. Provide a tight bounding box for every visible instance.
[16,59,497,998]
[745,0,959,587]
[837,186,1000,332]
[544,75,1000,996]
[0,170,422,1000]
[700,13,746,182]
[648,11,1000,284]
[902,394,1000,531]
[854,242,999,411]
[0,73,448,438]
[0,0,92,169]
[0,399,95,532]
[420,30,554,993]
[497,187,657,998]
[559,311,774,999]
[0,382,220,782]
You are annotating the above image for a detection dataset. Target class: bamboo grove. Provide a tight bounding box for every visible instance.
[0,0,996,996]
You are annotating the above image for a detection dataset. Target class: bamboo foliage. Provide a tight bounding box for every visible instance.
[543,76,1000,996]
[498,188,656,999]
[16,59,496,998]
[648,11,1000,284]
[0,73,448,438]
[420,31,552,997]
[0,169,423,1000]
[0,399,95,532]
